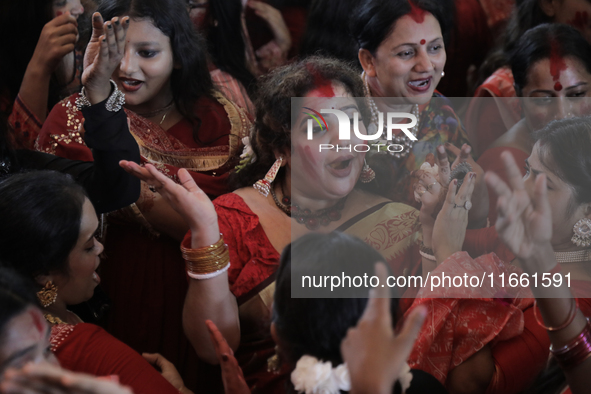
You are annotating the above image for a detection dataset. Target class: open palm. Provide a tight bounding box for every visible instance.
[485,151,552,260]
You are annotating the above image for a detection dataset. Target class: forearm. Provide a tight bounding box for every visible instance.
[183,276,240,365]
[18,63,51,124]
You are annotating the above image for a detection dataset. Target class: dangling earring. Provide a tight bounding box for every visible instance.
[360,159,375,183]
[254,157,283,197]
[267,345,283,374]
[441,71,445,77]
[37,281,58,307]
[572,218,591,247]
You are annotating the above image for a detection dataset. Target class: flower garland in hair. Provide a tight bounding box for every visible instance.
[290,355,413,394]
[291,356,350,394]
[235,136,256,173]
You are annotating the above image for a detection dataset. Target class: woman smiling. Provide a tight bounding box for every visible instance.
[351,0,470,206]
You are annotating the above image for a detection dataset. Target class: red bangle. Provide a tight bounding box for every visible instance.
[551,318,591,370]
[534,298,578,331]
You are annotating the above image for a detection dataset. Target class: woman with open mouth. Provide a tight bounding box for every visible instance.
[350,0,471,207]
[18,0,252,388]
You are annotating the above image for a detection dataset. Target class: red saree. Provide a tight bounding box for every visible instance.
[35,92,250,389]
[465,67,522,156]
[182,193,421,392]
[51,323,178,394]
[406,251,591,394]
[477,146,529,225]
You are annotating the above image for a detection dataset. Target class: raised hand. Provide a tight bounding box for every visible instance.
[341,263,427,394]
[247,1,291,70]
[82,13,130,104]
[205,320,250,394]
[431,171,476,263]
[29,13,78,75]
[119,161,219,246]
[437,143,489,228]
[0,362,132,394]
[485,151,552,262]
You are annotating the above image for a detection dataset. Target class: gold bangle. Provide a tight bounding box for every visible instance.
[181,235,230,275]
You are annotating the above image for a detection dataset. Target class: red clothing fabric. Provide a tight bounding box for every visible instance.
[477,146,529,225]
[465,67,522,156]
[51,323,178,394]
[34,92,249,390]
[214,193,281,299]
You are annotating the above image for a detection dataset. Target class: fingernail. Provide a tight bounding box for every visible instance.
[126,18,130,24]
[102,38,106,42]
[114,18,120,25]
[453,179,458,186]
[56,11,63,16]
[221,354,229,361]
[470,172,476,180]
[437,145,445,153]
[107,22,112,29]
[445,142,451,146]
[93,13,99,20]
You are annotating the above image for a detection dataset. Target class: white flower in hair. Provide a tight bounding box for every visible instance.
[240,136,254,160]
[291,355,351,394]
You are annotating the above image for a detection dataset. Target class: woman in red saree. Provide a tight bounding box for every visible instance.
[409,116,591,394]
[121,56,423,393]
[23,0,250,387]
[477,24,591,225]
[466,0,591,155]
[0,172,187,394]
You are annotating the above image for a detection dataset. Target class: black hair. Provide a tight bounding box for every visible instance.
[475,0,557,91]
[273,232,399,367]
[0,267,40,347]
[300,0,361,69]
[533,116,591,212]
[98,0,215,143]
[199,0,257,97]
[230,56,370,190]
[0,171,87,279]
[350,0,454,55]
[509,24,591,93]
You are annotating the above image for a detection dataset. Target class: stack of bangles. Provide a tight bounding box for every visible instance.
[550,317,591,370]
[180,235,230,280]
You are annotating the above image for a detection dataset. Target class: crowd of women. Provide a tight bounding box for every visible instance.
[1,0,591,393]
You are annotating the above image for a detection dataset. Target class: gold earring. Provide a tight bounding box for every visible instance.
[37,281,58,307]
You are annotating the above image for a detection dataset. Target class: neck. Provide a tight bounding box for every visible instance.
[44,301,80,325]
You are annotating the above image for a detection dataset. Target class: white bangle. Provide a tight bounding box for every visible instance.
[186,263,230,280]
[419,250,436,261]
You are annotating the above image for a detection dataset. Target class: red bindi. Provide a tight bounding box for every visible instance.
[568,11,589,31]
[306,64,335,97]
[549,39,567,89]
[554,82,563,91]
[29,310,44,334]
[420,39,426,45]
[408,1,427,23]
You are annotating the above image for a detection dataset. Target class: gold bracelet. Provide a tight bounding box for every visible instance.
[181,235,230,275]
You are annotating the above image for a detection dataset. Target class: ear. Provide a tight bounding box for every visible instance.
[35,274,52,288]
[538,0,559,18]
[358,48,377,78]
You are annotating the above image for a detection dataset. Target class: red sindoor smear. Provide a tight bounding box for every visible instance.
[420,39,426,45]
[408,1,426,23]
[569,11,589,31]
[550,39,567,91]
[30,310,44,333]
[306,64,335,97]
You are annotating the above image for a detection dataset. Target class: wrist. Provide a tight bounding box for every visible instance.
[85,82,112,105]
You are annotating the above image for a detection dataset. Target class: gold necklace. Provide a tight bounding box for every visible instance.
[44,313,67,325]
[136,101,175,121]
